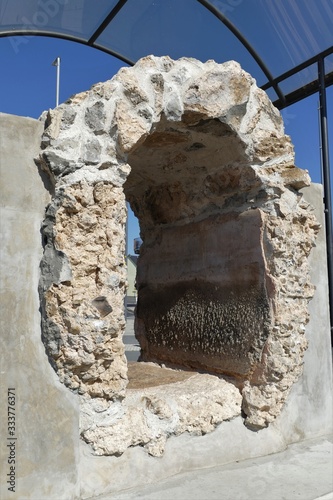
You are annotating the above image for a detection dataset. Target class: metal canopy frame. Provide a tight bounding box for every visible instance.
[318,57,333,343]
[1,0,332,109]
[197,0,286,105]
[0,0,332,338]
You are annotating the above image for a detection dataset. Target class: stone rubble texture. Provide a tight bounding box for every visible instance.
[36,56,319,454]
[80,365,242,457]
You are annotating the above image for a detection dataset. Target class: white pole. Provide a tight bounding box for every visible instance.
[52,57,60,107]
[56,57,60,107]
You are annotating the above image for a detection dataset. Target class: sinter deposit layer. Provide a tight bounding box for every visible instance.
[36,56,319,456]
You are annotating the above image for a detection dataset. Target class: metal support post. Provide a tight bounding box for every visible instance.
[318,57,333,343]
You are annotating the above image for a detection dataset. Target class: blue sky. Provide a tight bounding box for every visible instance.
[0,35,332,253]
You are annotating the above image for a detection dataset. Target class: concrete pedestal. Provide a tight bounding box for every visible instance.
[0,113,331,500]
[0,113,79,500]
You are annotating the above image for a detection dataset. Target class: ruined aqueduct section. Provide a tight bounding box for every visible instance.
[36,56,319,455]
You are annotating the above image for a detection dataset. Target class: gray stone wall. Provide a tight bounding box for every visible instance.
[0,113,79,500]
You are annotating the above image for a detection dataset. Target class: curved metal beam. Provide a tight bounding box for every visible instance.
[0,31,135,66]
[271,71,333,110]
[197,0,286,105]
[262,46,333,90]
[88,0,129,45]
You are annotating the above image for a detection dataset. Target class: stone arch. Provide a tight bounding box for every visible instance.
[37,56,319,444]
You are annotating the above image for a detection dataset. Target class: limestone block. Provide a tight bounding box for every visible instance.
[81,364,242,457]
[39,182,128,400]
[84,101,106,133]
[183,60,252,119]
[35,55,319,454]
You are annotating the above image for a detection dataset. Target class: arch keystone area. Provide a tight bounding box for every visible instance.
[37,56,319,453]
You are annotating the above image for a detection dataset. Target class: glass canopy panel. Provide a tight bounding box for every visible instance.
[209,0,333,78]
[279,57,333,96]
[0,0,117,40]
[96,0,268,86]
[324,54,333,78]
[279,63,328,95]
[279,64,319,96]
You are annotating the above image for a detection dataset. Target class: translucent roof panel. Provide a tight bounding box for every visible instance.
[279,63,321,96]
[211,0,333,77]
[0,0,118,41]
[96,0,268,85]
[0,0,332,109]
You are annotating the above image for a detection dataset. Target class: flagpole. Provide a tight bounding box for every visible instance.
[52,57,61,107]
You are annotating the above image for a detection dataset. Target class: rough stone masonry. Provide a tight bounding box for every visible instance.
[36,56,319,454]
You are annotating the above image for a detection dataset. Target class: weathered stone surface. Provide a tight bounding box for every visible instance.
[80,363,242,457]
[135,210,272,379]
[39,181,128,399]
[36,55,319,454]
[126,362,195,389]
[85,101,106,133]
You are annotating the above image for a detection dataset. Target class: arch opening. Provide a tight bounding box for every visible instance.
[124,112,271,381]
[37,56,319,451]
